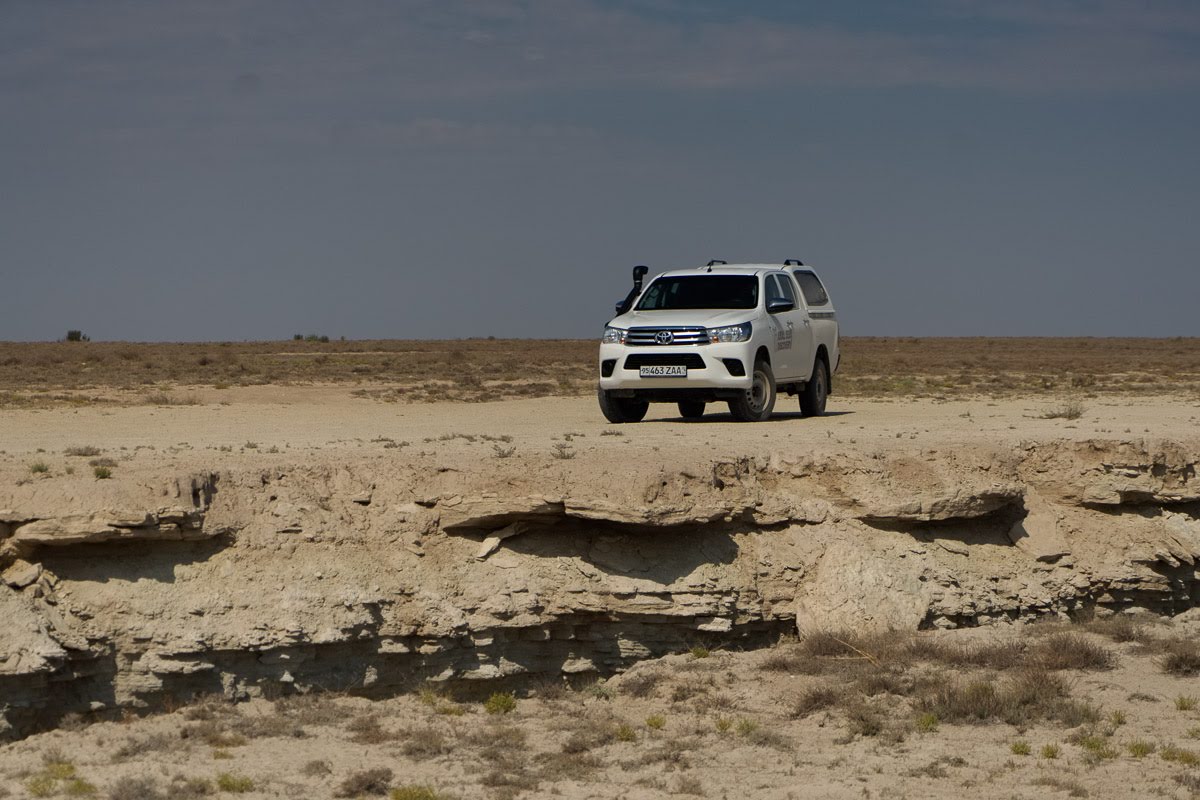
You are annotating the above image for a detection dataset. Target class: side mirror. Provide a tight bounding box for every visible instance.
[615,300,626,314]
[767,299,794,314]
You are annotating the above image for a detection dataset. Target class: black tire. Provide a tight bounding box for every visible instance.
[598,386,649,423]
[678,401,705,419]
[727,360,776,422]
[799,358,829,417]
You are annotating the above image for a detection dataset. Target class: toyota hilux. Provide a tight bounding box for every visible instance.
[597,260,839,423]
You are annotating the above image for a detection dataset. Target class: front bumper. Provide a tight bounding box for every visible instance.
[598,342,754,396]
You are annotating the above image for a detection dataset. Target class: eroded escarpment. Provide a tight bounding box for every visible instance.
[1,439,1199,739]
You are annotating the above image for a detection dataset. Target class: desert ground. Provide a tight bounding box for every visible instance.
[2,338,1200,799]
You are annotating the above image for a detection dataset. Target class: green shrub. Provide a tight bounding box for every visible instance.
[1010,740,1031,755]
[645,714,666,730]
[1128,740,1155,758]
[29,461,50,474]
[215,773,254,793]
[1040,743,1061,759]
[484,691,516,715]
[93,466,112,479]
[391,788,446,800]
[915,713,939,733]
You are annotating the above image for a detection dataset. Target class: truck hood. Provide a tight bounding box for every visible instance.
[610,309,756,329]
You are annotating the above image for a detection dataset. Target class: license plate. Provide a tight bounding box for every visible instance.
[639,365,687,377]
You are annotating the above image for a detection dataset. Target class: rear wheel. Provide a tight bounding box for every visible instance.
[598,386,649,423]
[728,360,775,422]
[678,401,705,419]
[799,358,828,417]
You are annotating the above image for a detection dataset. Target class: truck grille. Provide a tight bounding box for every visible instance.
[625,327,708,346]
[624,354,706,370]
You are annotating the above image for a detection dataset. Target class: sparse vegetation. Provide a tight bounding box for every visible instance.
[1176,695,1198,711]
[646,713,666,730]
[93,466,112,479]
[1041,743,1061,759]
[1040,400,1086,420]
[484,691,517,715]
[550,442,576,460]
[214,773,253,793]
[1156,638,1200,676]
[1160,745,1200,766]
[64,445,102,457]
[336,769,392,797]
[1010,740,1031,755]
[390,788,447,800]
[1128,740,1155,758]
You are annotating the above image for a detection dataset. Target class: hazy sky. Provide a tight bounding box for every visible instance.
[3,0,1199,341]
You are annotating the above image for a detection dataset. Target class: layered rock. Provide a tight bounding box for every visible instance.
[0,441,1198,739]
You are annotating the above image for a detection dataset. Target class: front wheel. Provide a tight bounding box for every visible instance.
[799,358,828,417]
[728,360,776,422]
[678,400,705,419]
[598,386,649,423]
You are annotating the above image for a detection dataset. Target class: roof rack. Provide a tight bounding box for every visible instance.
[783,258,804,266]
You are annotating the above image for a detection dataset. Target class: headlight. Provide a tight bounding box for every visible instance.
[708,322,752,343]
[601,326,627,344]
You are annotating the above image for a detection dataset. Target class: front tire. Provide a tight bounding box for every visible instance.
[728,360,776,422]
[799,358,828,417]
[678,401,705,419]
[598,387,649,423]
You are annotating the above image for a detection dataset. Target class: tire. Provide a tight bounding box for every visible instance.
[598,386,649,423]
[678,401,705,419]
[799,357,828,417]
[727,360,776,422]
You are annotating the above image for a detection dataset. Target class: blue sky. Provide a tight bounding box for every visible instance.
[2,0,1198,340]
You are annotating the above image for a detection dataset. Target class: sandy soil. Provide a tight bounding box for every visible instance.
[3,389,1200,799]
[2,386,1198,463]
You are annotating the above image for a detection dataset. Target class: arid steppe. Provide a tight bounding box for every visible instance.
[2,338,1200,799]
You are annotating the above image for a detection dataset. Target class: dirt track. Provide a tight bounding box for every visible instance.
[3,387,1197,460]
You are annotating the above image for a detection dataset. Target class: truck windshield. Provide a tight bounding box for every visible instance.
[635,275,758,311]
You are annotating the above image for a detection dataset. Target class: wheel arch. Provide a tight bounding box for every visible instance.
[814,344,831,394]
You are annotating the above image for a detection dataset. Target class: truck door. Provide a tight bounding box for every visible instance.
[765,273,811,380]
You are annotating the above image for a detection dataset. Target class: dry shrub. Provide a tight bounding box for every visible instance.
[107,777,164,800]
[336,768,393,797]
[758,648,826,675]
[1081,615,1156,644]
[792,686,843,718]
[620,670,663,698]
[346,714,393,744]
[400,729,452,759]
[1029,634,1116,671]
[916,669,1099,727]
[1152,638,1200,676]
[535,751,603,781]
[300,761,331,777]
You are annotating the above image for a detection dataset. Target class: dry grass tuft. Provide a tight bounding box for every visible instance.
[336,768,393,797]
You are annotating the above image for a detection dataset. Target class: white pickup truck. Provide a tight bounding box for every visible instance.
[598,260,839,423]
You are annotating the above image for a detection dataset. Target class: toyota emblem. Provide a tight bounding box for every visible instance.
[655,330,674,345]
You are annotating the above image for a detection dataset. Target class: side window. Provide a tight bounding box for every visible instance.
[775,273,797,305]
[793,271,829,307]
[764,275,785,306]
